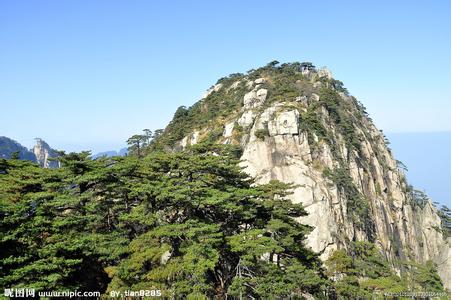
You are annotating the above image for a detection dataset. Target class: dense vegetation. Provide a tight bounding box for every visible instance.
[0,142,445,298]
[1,143,331,298]
[326,242,443,298]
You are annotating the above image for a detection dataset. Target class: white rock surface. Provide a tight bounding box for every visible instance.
[229,81,241,90]
[311,93,320,102]
[243,88,268,109]
[191,131,199,145]
[180,136,188,148]
[237,110,255,128]
[223,122,235,138]
[237,103,450,287]
[268,110,299,136]
[313,82,322,88]
[32,138,60,168]
[437,238,451,290]
[254,78,267,84]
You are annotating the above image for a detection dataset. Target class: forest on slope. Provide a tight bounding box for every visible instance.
[1,62,450,299]
[0,144,446,298]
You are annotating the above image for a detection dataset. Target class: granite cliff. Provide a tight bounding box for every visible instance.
[32,138,60,168]
[152,62,450,289]
[0,137,60,168]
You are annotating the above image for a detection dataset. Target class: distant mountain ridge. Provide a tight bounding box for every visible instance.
[92,148,128,159]
[1,136,129,165]
[0,136,60,168]
[0,136,36,161]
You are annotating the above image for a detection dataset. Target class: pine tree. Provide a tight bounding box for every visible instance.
[105,144,327,298]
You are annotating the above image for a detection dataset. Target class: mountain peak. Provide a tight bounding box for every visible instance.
[32,138,60,168]
[151,61,451,289]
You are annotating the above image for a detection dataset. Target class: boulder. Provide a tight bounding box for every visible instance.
[254,78,267,84]
[243,88,268,109]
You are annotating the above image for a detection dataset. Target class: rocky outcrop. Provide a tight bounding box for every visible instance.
[243,97,449,289]
[0,137,61,169]
[243,88,268,109]
[438,238,451,289]
[163,63,450,289]
[32,138,60,168]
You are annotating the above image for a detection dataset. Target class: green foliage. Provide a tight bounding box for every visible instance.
[0,157,118,291]
[409,187,430,208]
[400,260,444,292]
[254,128,269,140]
[127,129,164,157]
[326,243,395,298]
[1,144,327,298]
[204,127,223,144]
[329,79,348,94]
[300,62,315,71]
[262,70,304,106]
[318,88,361,152]
[152,76,248,148]
[326,242,444,298]
[299,108,328,142]
[107,145,326,298]
[437,205,451,237]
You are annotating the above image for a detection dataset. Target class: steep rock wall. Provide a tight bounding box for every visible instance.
[163,65,450,289]
[32,138,60,168]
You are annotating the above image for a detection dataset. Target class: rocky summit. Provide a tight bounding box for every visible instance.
[153,61,450,289]
[32,138,60,168]
[0,136,60,168]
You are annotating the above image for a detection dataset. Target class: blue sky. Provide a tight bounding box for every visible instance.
[387,132,451,208]
[1,0,450,153]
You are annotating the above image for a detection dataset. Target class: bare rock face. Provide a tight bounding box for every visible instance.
[223,122,235,138]
[237,110,255,128]
[161,63,450,289]
[268,110,299,136]
[238,102,450,288]
[438,238,451,288]
[243,88,268,109]
[32,138,60,168]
